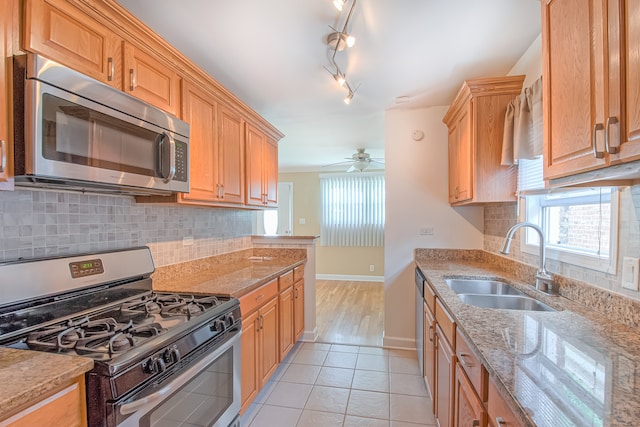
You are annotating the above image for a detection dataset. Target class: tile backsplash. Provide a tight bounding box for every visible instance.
[0,189,255,266]
[484,185,640,302]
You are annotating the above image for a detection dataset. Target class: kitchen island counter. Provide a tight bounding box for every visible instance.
[0,348,93,421]
[416,248,640,427]
[152,248,306,298]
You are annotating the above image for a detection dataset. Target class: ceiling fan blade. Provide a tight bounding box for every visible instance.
[346,165,357,172]
[322,160,352,167]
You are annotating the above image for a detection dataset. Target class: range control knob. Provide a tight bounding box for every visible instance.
[163,346,181,364]
[224,313,235,327]
[144,356,167,374]
[210,319,226,333]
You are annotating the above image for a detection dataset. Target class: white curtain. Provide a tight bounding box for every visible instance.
[320,173,385,247]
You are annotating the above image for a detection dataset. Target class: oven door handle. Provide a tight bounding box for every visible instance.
[119,330,240,416]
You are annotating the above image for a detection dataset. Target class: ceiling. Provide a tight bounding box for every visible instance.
[117,0,541,173]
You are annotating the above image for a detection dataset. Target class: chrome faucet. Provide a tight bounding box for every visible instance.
[500,222,558,296]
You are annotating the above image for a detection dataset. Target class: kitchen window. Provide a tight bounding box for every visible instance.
[518,158,619,273]
[320,173,385,247]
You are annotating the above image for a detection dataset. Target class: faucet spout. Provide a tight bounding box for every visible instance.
[499,222,558,296]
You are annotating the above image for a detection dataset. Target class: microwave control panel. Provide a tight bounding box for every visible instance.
[175,141,188,182]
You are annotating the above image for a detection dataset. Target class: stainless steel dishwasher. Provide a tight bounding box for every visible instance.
[415,267,426,376]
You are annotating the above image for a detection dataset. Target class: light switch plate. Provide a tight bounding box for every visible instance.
[621,257,640,291]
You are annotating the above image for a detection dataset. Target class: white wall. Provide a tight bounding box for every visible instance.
[383,106,484,348]
[507,33,542,85]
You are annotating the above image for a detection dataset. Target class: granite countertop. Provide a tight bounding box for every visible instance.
[415,251,640,427]
[0,348,93,420]
[152,250,306,297]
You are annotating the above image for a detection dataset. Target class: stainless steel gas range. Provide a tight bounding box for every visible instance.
[0,247,241,427]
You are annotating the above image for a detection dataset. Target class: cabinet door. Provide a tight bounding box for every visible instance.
[218,106,244,204]
[294,280,305,341]
[24,0,122,88]
[279,286,294,361]
[123,42,180,115]
[542,0,608,179]
[264,138,278,207]
[454,364,485,427]
[2,378,87,427]
[260,297,280,388]
[448,106,472,204]
[240,309,260,412]
[0,0,14,185]
[246,124,266,206]
[424,302,436,406]
[610,0,640,162]
[180,81,218,202]
[436,326,455,427]
[487,378,524,427]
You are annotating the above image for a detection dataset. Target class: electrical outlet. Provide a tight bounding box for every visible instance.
[420,227,434,236]
[621,257,640,291]
[183,236,194,246]
[369,264,375,272]
[299,218,306,225]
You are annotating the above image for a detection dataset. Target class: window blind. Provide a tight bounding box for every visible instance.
[320,173,385,247]
[517,156,544,192]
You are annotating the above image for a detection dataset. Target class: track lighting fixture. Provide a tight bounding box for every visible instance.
[325,0,358,104]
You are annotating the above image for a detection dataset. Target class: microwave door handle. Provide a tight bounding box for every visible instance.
[159,132,176,183]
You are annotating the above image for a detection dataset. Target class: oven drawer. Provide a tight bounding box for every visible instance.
[240,279,278,315]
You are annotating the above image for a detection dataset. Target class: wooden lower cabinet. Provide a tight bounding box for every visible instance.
[454,364,486,427]
[293,279,304,341]
[487,378,524,427]
[436,324,455,427]
[239,280,279,413]
[424,301,436,406]
[0,377,87,427]
[279,284,295,360]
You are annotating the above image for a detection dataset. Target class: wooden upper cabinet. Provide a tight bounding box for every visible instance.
[218,105,245,204]
[0,0,15,187]
[246,124,278,207]
[442,76,523,206]
[180,81,218,202]
[610,0,640,163]
[123,42,180,115]
[543,0,640,183]
[542,0,608,179]
[24,0,122,89]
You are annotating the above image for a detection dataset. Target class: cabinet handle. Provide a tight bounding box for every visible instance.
[107,57,114,81]
[216,184,220,198]
[0,140,6,174]
[458,352,475,368]
[256,294,265,302]
[605,116,620,154]
[496,417,506,426]
[472,420,480,427]
[129,68,135,91]
[428,325,434,343]
[220,184,225,199]
[260,315,264,331]
[592,123,605,159]
[454,186,459,200]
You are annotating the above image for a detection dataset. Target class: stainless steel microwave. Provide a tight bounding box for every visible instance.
[13,54,189,195]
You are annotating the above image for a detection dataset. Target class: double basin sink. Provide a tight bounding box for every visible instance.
[445,278,556,312]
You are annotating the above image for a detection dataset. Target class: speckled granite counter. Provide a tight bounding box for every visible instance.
[415,249,640,427]
[0,348,93,420]
[152,248,306,297]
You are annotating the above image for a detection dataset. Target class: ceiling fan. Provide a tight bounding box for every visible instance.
[325,148,385,172]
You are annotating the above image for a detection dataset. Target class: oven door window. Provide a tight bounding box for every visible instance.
[41,94,162,177]
[141,346,234,427]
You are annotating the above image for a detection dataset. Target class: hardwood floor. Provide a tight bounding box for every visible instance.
[316,280,384,347]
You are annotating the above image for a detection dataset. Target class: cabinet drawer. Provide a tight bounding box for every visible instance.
[435,298,456,348]
[293,265,304,282]
[424,280,436,315]
[456,329,487,401]
[279,270,294,291]
[487,377,524,427]
[240,279,278,315]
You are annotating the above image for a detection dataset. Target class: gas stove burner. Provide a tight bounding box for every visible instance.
[161,300,206,319]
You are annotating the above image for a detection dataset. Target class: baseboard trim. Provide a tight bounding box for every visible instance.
[316,274,384,282]
[301,328,319,342]
[382,334,416,349]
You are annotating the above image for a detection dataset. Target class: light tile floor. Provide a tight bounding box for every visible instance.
[241,342,437,427]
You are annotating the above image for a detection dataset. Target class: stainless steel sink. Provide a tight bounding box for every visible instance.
[458,294,556,312]
[445,278,524,296]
